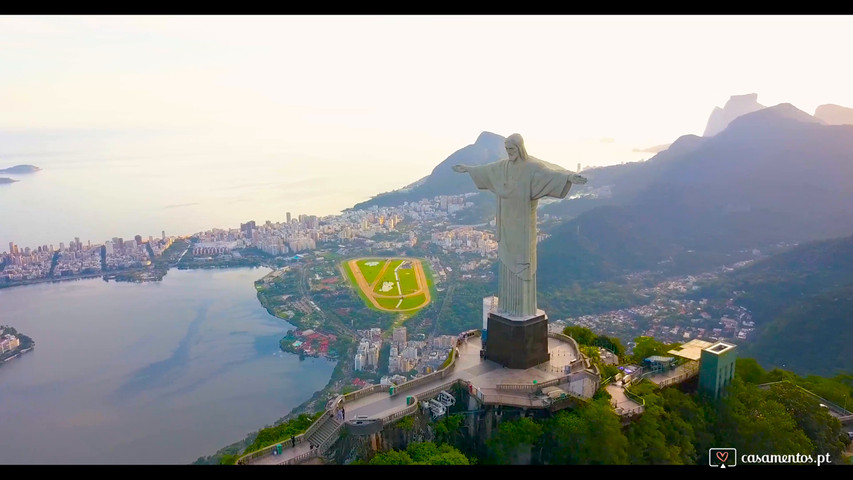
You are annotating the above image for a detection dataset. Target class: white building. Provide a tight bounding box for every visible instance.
[483,296,499,330]
[402,345,418,361]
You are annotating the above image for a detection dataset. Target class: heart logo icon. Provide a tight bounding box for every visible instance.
[716,451,729,462]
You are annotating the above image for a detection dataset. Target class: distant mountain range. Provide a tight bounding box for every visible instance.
[350,96,853,291]
[349,132,506,211]
[352,97,853,271]
[694,234,853,376]
[347,94,853,377]
[0,164,41,174]
[537,102,853,285]
[703,93,765,137]
[814,103,853,125]
[632,143,671,153]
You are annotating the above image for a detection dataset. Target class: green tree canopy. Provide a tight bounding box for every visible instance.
[595,335,625,356]
[369,449,413,465]
[432,414,465,445]
[369,441,471,465]
[767,382,849,462]
[631,336,680,363]
[245,412,322,454]
[486,417,543,465]
[563,325,597,345]
[544,397,628,464]
[714,378,815,456]
[735,357,769,384]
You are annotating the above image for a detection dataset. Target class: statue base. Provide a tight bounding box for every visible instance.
[484,311,550,369]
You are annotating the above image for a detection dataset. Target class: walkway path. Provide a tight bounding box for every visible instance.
[605,382,644,417]
[245,335,589,465]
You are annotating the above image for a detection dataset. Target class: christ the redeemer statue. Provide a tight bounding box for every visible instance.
[453,133,587,318]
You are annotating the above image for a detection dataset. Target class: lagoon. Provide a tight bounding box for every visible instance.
[0,267,335,464]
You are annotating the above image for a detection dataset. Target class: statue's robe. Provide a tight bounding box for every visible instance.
[465,156,575,317]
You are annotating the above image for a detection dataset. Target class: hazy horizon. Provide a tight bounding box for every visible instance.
[4,15,853,250]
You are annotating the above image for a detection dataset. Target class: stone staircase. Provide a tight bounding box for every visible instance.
[307,416,342,451]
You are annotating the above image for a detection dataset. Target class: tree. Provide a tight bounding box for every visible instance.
[245,412,322,454]
[486,417,543,464]
[631,336,679,363]
[626,396,682,464]
[563,325,596,345]
[600,363,620,380]
[428,444,471,465]
[714,378,814,456]
[370,442,471,465]
[544,397,628,464]
[433,414,465,446]
[767,382,849,462]
[654,389,701,464]
[406,442,440,463]
[369,449,413,465]
[595,335,625,356]
[735,357,769,384]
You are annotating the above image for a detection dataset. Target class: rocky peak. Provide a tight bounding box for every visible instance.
[703,93,765,137]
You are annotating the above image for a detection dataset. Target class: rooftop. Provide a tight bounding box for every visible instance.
[704,341,736,355]
[668,338,715,361]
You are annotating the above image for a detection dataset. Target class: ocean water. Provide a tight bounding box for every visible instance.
[0,267,336,464]
[0,128,424,251]
[0,128,647,252]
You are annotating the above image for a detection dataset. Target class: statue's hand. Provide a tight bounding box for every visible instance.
[452,165,468,173]
[569,173,587,185]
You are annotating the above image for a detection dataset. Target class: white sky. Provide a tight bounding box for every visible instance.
[2,15,853,169]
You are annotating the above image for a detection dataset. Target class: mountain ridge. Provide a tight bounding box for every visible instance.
[349,131,506,211]
[703,93,765,137]
[694,234,853,376]
[537,101,853,287]
[814,103,853,125]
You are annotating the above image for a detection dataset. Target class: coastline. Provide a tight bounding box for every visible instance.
[193,258,356,464]
[1,260,344,464]
[0,272,105,290]
[1,264,334,465]
[0,346,34,366]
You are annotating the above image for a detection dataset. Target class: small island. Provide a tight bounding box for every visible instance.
[0,177,18,184]
[0,325,34,366]
[0,164,41,174]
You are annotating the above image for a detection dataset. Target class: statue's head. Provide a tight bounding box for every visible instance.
[505,133,528,162]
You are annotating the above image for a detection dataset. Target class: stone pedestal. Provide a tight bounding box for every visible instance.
[484,311,550,369]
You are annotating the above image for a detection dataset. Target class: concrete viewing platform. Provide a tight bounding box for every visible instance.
[644,361,699,388]
[343,335,594,421]
[242,332,598,465]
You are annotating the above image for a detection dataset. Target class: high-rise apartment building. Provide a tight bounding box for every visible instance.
[392,327,407,345]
